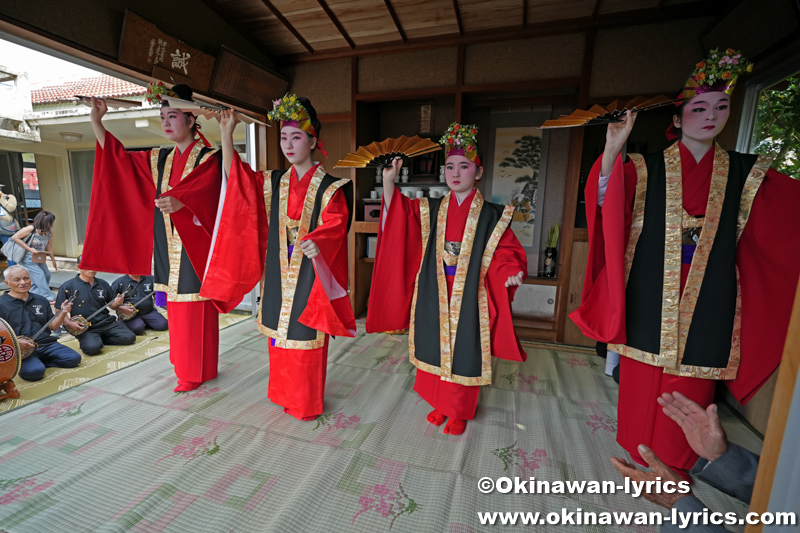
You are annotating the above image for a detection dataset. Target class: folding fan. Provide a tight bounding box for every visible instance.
[74,95,142,109]
[335,136,441,169]
[539,95,683,129]
[159,95,268,126]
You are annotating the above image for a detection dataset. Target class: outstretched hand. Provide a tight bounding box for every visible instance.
[505,271,525,288]
[90,97,108,124]
[611,444,692,509]
[601,110,637,176]
[658,391,728,462]
[219,109,239,136]
[382,156,403,184]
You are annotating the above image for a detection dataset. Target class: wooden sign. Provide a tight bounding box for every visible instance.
[209,46,288,113]
[118,10,215,93]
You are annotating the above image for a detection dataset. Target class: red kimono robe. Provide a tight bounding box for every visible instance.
[201,154,355,419]
[82,132,233,384]
[571,141,800,470]
[367,189,527,420]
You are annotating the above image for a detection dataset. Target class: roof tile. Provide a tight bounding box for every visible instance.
[31,74,145,104]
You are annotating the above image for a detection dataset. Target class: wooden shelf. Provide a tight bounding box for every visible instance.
[361,257,375,263]
[525,277,559,286]
[353,221,379,233]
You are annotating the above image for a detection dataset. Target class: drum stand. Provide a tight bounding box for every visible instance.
[0,379,20,401]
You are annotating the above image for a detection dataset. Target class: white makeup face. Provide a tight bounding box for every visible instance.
[280,125,316,166]
[673,91,731,144]
[160,107,195,144]
[445,154,482,195]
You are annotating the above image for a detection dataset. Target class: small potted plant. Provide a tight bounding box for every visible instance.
[543,223,559,277]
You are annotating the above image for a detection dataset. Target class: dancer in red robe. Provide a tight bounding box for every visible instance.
[570,49,800,472]
[83,84,234,392]
[202,95,355,421]
[366,123,527,436]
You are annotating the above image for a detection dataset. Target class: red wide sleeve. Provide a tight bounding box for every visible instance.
[167,154,239,313]
[486,228,528,361]
[568,154,638,343]
[199,152,269,307]
[727,168,800,404]
[297,186,356,337]
[365,193,423,333]
[81,131,155,275]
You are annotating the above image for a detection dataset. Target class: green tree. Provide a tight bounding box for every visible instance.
[499,135,542,214]
[752,75,800,178]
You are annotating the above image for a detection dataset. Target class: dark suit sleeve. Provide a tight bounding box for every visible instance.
[691,444,759,504]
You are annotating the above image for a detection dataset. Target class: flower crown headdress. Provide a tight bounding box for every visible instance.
[145,82,178,106]
[268,93,327,156]
[680,48,753,101]
[439,122,481,166]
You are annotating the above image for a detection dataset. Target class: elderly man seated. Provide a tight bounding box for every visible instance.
[0,265,81,381]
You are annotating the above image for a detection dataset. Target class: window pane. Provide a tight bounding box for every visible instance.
[751,74,800,179]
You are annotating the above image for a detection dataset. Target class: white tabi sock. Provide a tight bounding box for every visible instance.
[605,350,620,376]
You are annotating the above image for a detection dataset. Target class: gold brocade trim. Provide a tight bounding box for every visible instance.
[609,343,662,368]
[154,283,168,293]
[317,178,350,226]
[736,155,772,243]
[675,145,729,368]
[256,166,327,349]
[658,142,683,367]
[612,342,739,378]
[408,199,430,368]
[263,170,277,220]
[682,211,705,228]
[256,324,325,349]
[441,190,484,384]
[624,154,648,285]
[618,144,744,380]
[151,143,211,302]
[453,203,515,387]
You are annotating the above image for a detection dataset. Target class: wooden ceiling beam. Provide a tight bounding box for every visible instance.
[278,1,719,64]
[592,0,602,19]
[317,0,356,49]
[384,0,407,43]
[197,0,277,64]
[453,0,464,36]
[522,0,528,29]
[258,0,314,55]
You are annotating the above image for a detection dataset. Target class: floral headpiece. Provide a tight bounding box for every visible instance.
[680,48,753,101]
[268,93,327,156]
[268,94,316,136]
[439,122,481,166]
[145,82,178,106]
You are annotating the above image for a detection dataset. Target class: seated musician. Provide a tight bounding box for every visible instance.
[55,257,136,355]
[0,265,81,381]
[112,273,168,335]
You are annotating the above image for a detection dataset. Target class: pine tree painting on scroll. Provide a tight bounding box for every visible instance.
[566,49,800,473]
[81,83,234,393]
[366,123,528,436]
[202,94,355,422]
